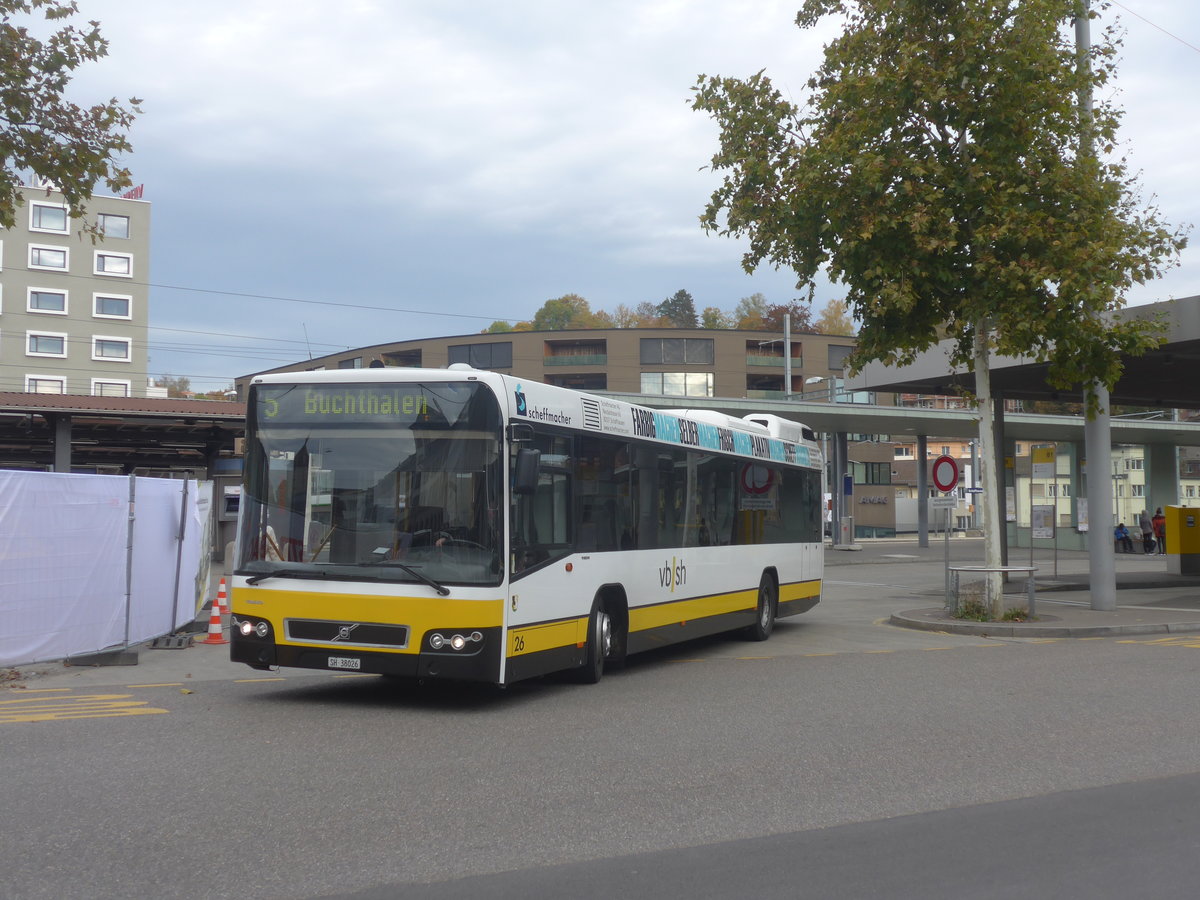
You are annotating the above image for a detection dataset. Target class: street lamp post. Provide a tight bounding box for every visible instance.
[805,375,843,545]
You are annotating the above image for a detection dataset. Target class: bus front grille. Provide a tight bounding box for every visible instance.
[284,619,410,649]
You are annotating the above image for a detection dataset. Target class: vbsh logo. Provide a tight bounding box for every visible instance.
[514,384,528,416]
[658,557,686,592]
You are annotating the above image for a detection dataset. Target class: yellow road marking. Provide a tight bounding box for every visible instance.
[127,683,183,688]
[234,677,287,683]
[0,693,168,723]
[5,688,71,693]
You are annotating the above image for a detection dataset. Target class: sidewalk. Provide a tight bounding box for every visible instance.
[838,536,1200,637]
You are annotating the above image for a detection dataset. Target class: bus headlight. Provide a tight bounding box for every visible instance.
[426,631,483,653]
[235,616,271,639]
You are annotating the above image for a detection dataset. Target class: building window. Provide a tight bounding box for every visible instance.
[941,446,951,456]
[26,375,66,394]
[28,289,67,314]
[27,331,67,357]
[894,446,914,458]
[91,379,131,397]
[853,462,892,485]
[92,336,132,361]
[94,293,132,319]
[828,344,854,370]
[337,357,363,369]
[447,341,512,369]
[1131,484,1145,498]
[546,373,607,391]
[1188,486,1196,498]
[1125,458,1144,471]
[94,251,133,277]
[382,348,421,367]
[29,244,68,270]
[97,214,129,239]
[640,337,713,365]
[30,203,69,234]
[640,372,714,397]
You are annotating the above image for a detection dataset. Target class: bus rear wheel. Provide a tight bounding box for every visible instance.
[744,575,776,642]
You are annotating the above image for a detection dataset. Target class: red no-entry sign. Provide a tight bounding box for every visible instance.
[932,455,959,493]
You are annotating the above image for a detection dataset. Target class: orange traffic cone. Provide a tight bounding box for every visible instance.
[200,589,229,645]
[216,576,228,608]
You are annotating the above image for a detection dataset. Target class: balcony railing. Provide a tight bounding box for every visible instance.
[745,355,801,368]
[544,354,607,367]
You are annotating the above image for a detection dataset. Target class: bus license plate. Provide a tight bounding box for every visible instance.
[328,656,361,670]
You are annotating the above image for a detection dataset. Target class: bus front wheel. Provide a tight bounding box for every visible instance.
[744,575,776,642]
[575,602,612,684]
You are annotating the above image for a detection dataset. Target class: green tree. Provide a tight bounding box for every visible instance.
[657,289,699,328]
[694,0,1185,613]
[814,299,855,336]
[483,320,514,333]
[1,1,141,232]
[700,306,731,329]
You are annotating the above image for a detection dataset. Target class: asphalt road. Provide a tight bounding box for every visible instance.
[5,550,1200,899]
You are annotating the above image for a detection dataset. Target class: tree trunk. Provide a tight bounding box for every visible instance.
[973,319,1005,617]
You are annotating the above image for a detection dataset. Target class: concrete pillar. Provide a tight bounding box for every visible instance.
[917,434,929,548]
[52,415,72,473]
[1085,386,1116,611]
[1146,441,1178,516]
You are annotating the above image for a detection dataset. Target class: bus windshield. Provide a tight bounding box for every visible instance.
[238,381,504,588]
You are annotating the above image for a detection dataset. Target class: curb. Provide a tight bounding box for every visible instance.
[890,608,1200,639]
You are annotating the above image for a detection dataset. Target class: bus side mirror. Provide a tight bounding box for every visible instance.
[513,448,541,495]
[507,423,534,442]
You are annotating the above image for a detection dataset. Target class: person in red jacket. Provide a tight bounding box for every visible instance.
[1152,508,1166,555]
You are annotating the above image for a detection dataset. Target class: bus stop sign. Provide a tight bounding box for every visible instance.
[932,455,959,493]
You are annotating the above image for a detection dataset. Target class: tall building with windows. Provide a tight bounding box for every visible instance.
[0,182,150,397]
[235,327,862,403]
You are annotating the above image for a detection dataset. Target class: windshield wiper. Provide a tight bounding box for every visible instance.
[369,560,450,596]
[245,569,328,585]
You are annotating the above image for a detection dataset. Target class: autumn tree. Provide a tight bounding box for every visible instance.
[694,0,1185,613]
[1,1,141,232]
[732,293,769,330]
[633,301,666,327]
[814,299,855,336]
[611,304,640,328]
[484,321,514,333]
[158,375,190,397]
[657,289,699,328]
[531,294,600,330]
[763,299,813,333]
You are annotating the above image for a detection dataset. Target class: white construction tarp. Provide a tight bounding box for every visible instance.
[0,471,203,667]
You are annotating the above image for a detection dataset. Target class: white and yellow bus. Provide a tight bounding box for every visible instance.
[231,366,823,685]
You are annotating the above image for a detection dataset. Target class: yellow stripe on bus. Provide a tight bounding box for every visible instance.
[629,588,758,631]
[780,580,821,603]
[509,617,588,657]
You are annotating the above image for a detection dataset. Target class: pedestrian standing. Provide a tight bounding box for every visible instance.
[1152,508,1166,555]
[1138,509,1154,554]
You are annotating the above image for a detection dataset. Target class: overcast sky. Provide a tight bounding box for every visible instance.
[64,1,1200,390]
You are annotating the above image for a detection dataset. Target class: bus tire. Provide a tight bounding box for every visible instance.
[574,602,611,684]
[744,575,777,642]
